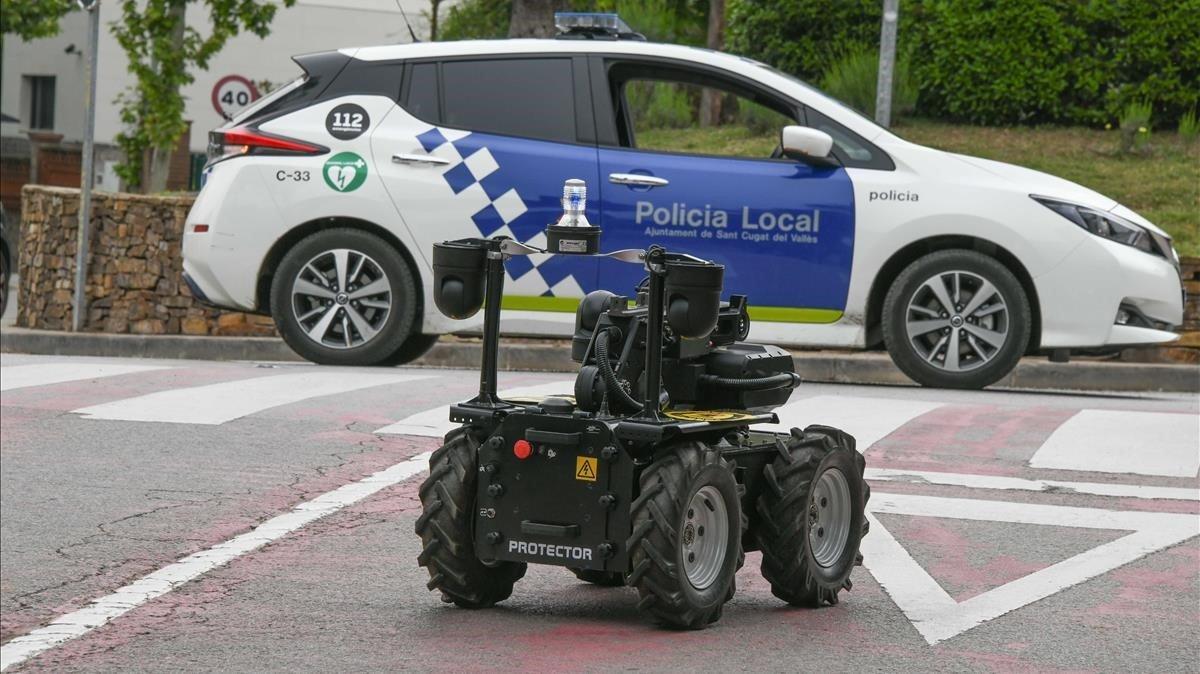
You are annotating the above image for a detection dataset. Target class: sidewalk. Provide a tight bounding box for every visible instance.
[2,326,1196,394]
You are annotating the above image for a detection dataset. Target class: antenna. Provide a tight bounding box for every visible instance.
[394,0,421,43]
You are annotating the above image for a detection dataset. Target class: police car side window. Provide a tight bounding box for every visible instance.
[441,58,576,143]
[406,63,440,122]
[620,77,793,159]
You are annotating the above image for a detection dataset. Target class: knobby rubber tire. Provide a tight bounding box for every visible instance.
[415,426,525,608]
[881,249,1031,390]
[270,228,417,366]
[755,425,868,607]
[627,442,743,629]
[569,568,626,587]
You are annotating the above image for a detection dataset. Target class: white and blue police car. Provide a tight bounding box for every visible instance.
[183,14,1184,388]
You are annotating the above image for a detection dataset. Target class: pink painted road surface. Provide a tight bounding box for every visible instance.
[1,354,1197,672]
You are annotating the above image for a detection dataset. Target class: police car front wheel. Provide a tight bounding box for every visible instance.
[882,250,1031,389]
[270,228,417,366]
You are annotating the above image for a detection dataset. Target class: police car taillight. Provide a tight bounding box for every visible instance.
[206,127,326,167]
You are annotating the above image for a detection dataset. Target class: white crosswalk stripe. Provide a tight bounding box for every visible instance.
[0,363,170,392]
[1029,409,1200,477]
[757,395,944,451]
[374,379,577,437]
[72,371,435,425]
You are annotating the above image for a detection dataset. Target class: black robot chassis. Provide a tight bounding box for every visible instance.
[415,180,870,629]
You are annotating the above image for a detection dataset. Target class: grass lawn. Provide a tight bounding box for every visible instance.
[639,123,1200,256]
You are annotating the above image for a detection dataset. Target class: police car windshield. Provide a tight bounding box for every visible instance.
[748,60,886,133]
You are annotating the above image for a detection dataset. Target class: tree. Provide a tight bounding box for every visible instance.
[508,0,568,38]
[2,1,294,192]
[0,0,74,41]
[698,0,724,126]
[113,0,296,192]
[425,0,443,40]
[439,0,510,40]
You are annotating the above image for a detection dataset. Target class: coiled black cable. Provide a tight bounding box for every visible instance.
[595,327,643,411]
[699,372,800,391]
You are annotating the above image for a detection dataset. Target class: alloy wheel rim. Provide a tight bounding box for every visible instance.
[808,467,852,568]
[905,270,1009,373]
[291,248,391,349]
[681,485,729,591]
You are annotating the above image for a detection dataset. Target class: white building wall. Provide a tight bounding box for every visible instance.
[1,0,440,153]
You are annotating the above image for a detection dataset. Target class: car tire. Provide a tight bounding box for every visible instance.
[270,228,416,366]
[383,332,440,366]
[882,249,1031,389]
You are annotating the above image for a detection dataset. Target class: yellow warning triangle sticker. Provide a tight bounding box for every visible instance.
[575,456,598,481]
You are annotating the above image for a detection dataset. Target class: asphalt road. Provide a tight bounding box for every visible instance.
[1,353,1197,672]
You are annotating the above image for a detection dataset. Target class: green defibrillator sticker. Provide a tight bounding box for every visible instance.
[323,151,368,192]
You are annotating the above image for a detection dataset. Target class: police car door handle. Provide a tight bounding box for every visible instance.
[392,153,451,166]
[609,173,669,187]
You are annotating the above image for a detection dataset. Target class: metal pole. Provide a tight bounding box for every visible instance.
[473,248,506,407]
[72,0,101,332]
[635,247,666,422]
[875,0,899,128]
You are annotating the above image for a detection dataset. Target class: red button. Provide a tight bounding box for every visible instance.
[513,440,533,460]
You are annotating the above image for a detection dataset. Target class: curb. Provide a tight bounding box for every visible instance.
[2,327,1196,394]
[1,327,302,362]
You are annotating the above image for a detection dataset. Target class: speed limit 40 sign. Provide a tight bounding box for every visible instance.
[212,75,260,120]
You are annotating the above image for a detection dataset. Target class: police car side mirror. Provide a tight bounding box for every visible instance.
[781,126,835,163]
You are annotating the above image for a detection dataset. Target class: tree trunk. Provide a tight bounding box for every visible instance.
[144,2,186,193]
[508,0,568,38]
[698,0,726,127]
[428,0,442,41]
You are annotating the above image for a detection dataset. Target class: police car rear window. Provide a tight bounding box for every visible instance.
[441,58,576,144]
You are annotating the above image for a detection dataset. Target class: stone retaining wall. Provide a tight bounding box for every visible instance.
[16,185,276,336]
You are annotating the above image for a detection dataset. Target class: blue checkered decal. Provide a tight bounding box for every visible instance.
[418,127,601,299]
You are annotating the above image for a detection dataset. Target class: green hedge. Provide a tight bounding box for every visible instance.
[726,0,881,85]
[727,0,1200,126]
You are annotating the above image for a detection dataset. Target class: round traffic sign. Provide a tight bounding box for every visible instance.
[212,75,260,120]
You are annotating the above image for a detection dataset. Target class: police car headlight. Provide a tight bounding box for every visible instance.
[1032,196,1171,262]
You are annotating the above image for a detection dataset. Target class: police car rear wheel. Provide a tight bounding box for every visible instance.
[882,250,1031,389]
[271,228,416,366]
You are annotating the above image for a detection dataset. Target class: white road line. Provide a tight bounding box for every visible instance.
[0,450,433,671]
[0,363,169,392]
[759,395,944,451]
[865,467,1200,502]
[1029,409,1200,478]
[374,379,576,437]
[72,372,435,425]
[863,492,1199,645]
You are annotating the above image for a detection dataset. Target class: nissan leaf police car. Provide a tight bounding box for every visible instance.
[183,14,1184,389]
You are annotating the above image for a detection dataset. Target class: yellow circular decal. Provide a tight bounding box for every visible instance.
[664,410,756,422]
